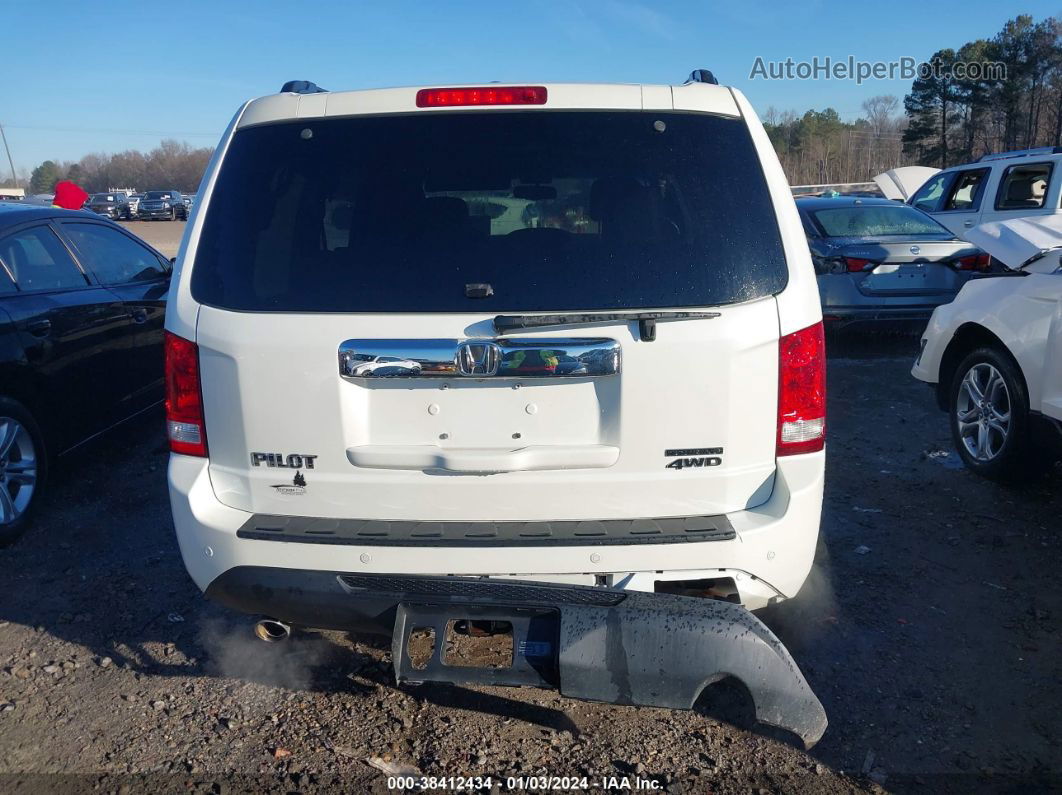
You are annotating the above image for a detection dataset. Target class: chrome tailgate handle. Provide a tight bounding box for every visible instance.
[339,338,620,379]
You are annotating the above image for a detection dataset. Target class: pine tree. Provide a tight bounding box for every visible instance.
[903,49,960,168]
[29,160,62,194]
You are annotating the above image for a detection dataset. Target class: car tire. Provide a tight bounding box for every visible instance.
[948,346,1049,482]
[0,398,48,546]
[169,207,176,221]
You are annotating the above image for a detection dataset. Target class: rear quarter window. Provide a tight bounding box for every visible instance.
[192,111,788,312]
[995,163,1053,210]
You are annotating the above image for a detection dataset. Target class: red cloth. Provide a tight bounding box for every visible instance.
[52,180,89,210]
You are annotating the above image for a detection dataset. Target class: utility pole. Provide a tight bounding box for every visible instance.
[0,123,16,186]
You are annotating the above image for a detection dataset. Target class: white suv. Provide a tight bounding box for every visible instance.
[165,75,828,745]
[906,147,1062,239]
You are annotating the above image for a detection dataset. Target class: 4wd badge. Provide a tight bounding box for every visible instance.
[665,447,723,470]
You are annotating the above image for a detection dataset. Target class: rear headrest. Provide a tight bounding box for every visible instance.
[589,176,662,244]
[422,196,469,227]
[589,176,651,222]
[1007,179,1033,202]
[352,184,425,237]
[328,202,354,231]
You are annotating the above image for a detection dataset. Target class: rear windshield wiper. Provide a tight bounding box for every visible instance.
[494,311,721,342]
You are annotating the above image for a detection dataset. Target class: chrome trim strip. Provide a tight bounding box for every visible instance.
[338,338,620,379]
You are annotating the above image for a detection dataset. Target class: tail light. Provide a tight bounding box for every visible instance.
[165,331,207,457]
[777,322,826,456]
[810,254,834,275]
[844,257,875,272]
[416,86,547,107]
[953,253,991,271]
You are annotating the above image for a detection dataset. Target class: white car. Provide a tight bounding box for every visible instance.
[913,215,1062,479]
[343,355,423,377]
[164,74,828,745]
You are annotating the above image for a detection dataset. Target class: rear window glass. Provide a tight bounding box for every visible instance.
[811,205,948,237]
[193,111,787,312]
[144,192,173,200]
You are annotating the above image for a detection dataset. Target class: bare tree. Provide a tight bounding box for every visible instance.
[29,141,214,193]
[763,100,909,185]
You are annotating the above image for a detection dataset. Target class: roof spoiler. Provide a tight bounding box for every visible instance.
[280,80,328,95]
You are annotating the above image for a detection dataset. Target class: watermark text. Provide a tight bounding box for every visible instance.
[749,56,1007,84]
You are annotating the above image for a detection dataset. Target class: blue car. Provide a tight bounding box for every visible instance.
[797,196,989,329]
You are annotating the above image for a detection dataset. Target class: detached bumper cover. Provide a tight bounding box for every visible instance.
[206,567,827,748]
[556,590,827,748]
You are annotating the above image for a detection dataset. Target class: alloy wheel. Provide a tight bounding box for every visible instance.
[0,417,37,525]
[956,363,1011,462]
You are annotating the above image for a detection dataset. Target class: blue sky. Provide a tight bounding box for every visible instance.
[3,1,1056,175]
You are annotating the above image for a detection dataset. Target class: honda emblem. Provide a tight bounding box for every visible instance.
[456,341,501,376]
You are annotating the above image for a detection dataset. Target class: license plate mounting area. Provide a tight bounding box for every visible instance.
[392,603,559,688]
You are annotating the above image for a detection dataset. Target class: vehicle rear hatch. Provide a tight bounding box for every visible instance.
[191,107,789,523]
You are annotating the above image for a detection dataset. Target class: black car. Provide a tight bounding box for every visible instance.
[87,192,133,221]
[138,190,188,221]
[0,204,171,542]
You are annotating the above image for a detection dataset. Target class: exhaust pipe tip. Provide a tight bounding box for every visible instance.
[254,619,291,643]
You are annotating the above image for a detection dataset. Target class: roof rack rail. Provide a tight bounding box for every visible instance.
[977,146,1062,163]
[280,80,328,95]
[684,69,718,85]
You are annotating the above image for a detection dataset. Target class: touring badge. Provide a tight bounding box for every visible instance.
[272,470,307,495]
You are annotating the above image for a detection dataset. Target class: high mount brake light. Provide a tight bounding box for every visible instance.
[415,86,548,107]
[165,331,207,457]
[777,322,826,456]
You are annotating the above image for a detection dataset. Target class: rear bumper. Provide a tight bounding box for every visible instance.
[207,568,828,748]
[818,273,955,326]
[822,308,936,333]
[169,451,824,609]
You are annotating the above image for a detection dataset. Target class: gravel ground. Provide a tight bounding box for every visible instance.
[0,337,1059,793]
[118,219,186,258]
